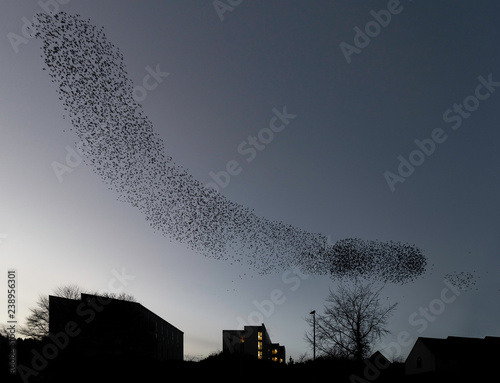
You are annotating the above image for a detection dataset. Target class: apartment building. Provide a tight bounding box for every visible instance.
[49,293,183,361]
[222,323,285,363]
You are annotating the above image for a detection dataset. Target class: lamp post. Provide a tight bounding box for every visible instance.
[310,310,316,361]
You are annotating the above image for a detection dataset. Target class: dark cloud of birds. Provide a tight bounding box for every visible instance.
[32,12,427,284]
[444,271,479,292]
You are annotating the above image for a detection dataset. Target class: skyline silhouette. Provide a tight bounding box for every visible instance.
[1,0,499,365]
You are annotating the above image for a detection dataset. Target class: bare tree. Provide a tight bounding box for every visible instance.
[95,290,137,302]
[305,280,397,361]
[0,324,9,338]
[18,284,86,340]
[18,284,135,340]
[17,294,50,340]
[52,284,86,300]
[296,353,310,363]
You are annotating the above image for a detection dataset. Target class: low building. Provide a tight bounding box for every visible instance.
[405,336,500,379]
[222,323,285,363]
[49,293,183,361]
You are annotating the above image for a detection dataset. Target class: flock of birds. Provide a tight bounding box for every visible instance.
[444,271,479,292]
[32,12,427,284]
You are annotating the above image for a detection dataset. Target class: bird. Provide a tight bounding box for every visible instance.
[32,11,428,285]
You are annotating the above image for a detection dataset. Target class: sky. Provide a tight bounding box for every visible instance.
[1,0,499,362]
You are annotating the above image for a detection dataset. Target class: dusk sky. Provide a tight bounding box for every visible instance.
[1,0,499,362]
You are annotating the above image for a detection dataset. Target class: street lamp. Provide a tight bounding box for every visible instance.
[310,310,316,361]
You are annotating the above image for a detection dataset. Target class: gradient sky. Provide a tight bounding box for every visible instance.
[1,0,499,362]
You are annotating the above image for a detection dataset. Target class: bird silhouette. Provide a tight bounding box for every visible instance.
[32,11,427,284]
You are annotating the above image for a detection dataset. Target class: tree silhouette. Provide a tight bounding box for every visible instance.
[18,284,135,340]
[305,280,397,361]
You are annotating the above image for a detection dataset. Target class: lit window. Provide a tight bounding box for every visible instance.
[258,341,262,350]
[240,336,245,343]
[258,351,263,359]
[258,332,262,340]
[272,349,278,354]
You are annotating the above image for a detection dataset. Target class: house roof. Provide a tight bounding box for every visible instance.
[416,336,500,362]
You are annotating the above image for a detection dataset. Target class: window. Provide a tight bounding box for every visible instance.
[257,351,263,359]
[417,357,422,369]
[258,332,262,340]
[272,348,278,354]
[258,341,262,350]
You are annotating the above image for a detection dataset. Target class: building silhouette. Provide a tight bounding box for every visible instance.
[222,323,285,363]
[49,293,183,361]
[405,336,500,380]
